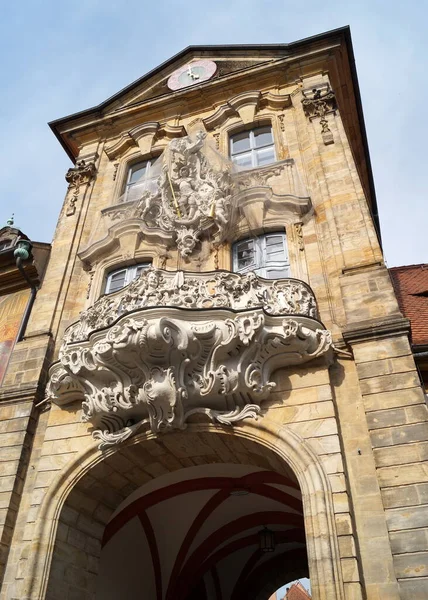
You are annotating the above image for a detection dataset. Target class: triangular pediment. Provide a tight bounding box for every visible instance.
[103,48,284,114]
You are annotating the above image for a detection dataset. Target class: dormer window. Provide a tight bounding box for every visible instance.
[124,160,155,202]
[230,126,276,170]
[233,233,290,279]
[0,239,13,252]
[105,264,150,294]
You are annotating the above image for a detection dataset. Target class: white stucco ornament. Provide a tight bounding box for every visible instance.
[117,132,233,257]
[46,270,332,449]
[98,133,312,260]
[65,268,318,343]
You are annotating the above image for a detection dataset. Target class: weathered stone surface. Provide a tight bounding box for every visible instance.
[393,552,428,578]
[0,31,425,600]
[382,482,428,509]
[399,577,428,600]
[390,529,428,554]
[386,505,428,531]
[367,405,428,430]
[370,423,428,448]
[374,442,428,467]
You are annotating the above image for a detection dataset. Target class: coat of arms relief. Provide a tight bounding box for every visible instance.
[106,131,234,257]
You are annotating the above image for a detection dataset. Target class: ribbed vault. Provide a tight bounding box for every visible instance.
[98,463,308,600]
[45,430,310,600]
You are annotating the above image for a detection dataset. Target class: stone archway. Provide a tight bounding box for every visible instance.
[96,463,307,600]
[24,421,344,600]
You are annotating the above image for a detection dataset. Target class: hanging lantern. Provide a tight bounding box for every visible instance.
[259,526,275,552]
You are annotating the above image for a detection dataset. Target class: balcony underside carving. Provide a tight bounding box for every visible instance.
[47,271,331,449]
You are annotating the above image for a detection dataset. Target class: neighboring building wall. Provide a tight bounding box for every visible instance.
[0,230,50,586]
[0,290,29,384]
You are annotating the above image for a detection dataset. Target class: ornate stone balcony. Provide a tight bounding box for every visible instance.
[47,269,332,448]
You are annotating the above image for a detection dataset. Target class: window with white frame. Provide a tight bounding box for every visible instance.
[123,160,155,202]
[230,125,276,170]
[105,263,150,294]
[233,233,290,279]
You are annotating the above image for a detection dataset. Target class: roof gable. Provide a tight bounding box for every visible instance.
[114,53,277,112]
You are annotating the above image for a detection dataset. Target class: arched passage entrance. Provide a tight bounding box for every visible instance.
[98,463,307,600]
[28,423,344,600]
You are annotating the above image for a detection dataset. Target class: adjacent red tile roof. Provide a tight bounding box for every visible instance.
[283,581,311,600]
[389,264,428,346]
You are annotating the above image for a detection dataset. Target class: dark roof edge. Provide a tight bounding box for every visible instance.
[48,26,351,162]
[389,264,428,271]
[341,27,381,244]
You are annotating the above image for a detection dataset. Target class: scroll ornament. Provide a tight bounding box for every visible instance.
[46,271,332,449]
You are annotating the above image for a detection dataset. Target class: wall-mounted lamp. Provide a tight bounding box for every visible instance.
[14,239,36,342]
[259,526,275,553]
[14,239,32,261]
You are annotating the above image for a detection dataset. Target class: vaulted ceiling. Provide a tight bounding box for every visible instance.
[97,463,308,600]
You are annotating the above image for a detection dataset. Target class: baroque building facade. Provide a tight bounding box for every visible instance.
[0,26,427,600]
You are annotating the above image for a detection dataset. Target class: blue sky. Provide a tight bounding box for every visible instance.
[1,0,426,268]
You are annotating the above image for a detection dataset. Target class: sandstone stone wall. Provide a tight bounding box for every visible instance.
[0,32,427,600]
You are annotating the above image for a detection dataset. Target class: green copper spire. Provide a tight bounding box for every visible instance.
[6,214,14,227]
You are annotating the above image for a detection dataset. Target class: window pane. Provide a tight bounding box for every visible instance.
[129,162,148,185]
[236,239,256,270]
[255,146,275,167]
[233,152,253,170]
[265,267,290,279]
[108,270,127,293]
[266,236,285,258]
[231,131,251,155]
[126,182,146,202]
[233,234,289,280]
[254,126,273,148]
[266,235,284,249]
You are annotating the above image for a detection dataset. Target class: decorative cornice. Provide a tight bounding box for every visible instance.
[104,134,136,160]
[203,90,291,131]
[104,123,186,160]
[342,316,411,344]
[260,92,292,111]
[203,104,238,131]
[228,90,262,112]
[0,384,41,405]
[160,123,186,139]
[302,83,337,145]
[129,121,160,142]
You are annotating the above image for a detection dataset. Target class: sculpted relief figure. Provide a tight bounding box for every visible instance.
[130,132,234,257]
